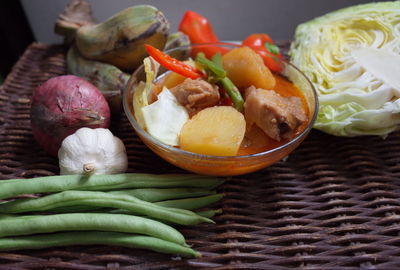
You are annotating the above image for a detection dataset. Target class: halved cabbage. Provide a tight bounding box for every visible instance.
[290,1,400,137]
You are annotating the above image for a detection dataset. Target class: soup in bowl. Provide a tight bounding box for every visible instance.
[123,43,318,176]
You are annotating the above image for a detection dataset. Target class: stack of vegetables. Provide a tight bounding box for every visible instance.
[21,1,308,257]
[0,173,224,257]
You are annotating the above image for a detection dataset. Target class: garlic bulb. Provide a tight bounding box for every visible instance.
[58,127,128,175]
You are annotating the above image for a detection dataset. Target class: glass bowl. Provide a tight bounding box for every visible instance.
[123,43,318,176]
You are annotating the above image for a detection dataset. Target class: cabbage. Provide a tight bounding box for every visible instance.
[289,1,400,137]
[133,57,160,129]
[142,87,189,146]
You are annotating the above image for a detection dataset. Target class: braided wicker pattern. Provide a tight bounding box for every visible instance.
[1,43,400,269]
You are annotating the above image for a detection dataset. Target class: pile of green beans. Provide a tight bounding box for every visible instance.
[0,173,224,257]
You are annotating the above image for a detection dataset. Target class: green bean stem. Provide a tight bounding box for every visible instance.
[0,191,213,225]
[0,232,200,257]
[0,213,186,245]
[0,174,224,200]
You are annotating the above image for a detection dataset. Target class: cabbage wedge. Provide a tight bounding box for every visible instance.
[290,1,400,137]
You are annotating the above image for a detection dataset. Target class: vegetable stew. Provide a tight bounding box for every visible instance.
[134,44,310,157]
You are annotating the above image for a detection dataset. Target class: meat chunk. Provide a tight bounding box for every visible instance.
[170,78,220,116]
[244,86,307,141]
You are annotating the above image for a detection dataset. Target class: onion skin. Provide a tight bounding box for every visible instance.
[30,75,110,157]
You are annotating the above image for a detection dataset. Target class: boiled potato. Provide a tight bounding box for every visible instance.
[163,71,186,89]
[222,46,276,90]
[179,106,246,156]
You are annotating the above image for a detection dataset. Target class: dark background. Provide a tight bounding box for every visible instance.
[0,1,34,82]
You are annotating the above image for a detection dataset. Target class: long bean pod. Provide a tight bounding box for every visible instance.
[109,188,215,202]
[28,189,218,214]
[195,52,244,112]
[0,174,224,200]
[106,194,224,215]
[0,191,213,225]
[155,194,224,210]
[0,232,200,257]
[196,209,222,219]
[0,213,186,245]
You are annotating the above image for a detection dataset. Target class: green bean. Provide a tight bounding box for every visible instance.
[109,188,215,202]
[44,205,103,213]
[220,77,244,112]
[196,53,226,78]
[46,188,216,213]
[0,213,186,245]
[0,174,224,200]
[211,52,223,67]
[45,205,102,213]
[0,232,200,257]
[0,214,16,219]
[196,209,222,219]
[0,191,213,225]
[155,194,224,210]
[195,52,244,112]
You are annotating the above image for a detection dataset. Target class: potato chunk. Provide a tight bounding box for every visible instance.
[179,106,246,156]
[222,46,276,89]
[163,72,186,89]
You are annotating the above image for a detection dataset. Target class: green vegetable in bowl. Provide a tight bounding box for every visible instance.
[289,1,400,137]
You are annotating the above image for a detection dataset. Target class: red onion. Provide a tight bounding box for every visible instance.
[30,75,110,156]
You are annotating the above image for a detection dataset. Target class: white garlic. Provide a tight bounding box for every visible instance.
[58,127,128,175]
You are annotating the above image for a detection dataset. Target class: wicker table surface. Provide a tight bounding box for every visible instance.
[1,43,400,270]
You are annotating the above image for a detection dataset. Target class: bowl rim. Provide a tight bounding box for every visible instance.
[123,42,319,161]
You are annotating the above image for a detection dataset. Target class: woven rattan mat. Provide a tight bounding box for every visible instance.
[1,43,400,270]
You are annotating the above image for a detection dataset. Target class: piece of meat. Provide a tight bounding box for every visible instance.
[244,86,307,141]
[170,78,220,116]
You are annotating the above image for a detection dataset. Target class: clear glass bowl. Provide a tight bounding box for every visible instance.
[123,43,318,176]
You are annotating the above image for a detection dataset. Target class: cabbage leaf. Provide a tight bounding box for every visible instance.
[142,87,189,146]
[133,57,160,129]
[289,1,400,137]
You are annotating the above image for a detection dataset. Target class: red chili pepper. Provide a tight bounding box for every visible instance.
[218,88,233,106]
[178,10,228,58]
[219,96,233,106]
[242,33,283,72]
[144,44,203,79]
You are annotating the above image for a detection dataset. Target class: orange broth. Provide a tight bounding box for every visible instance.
[237,74,309,156]
[153,72,309,156]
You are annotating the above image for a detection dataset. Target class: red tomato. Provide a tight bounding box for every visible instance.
[242,33,273,49]
[242,33,283,72]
